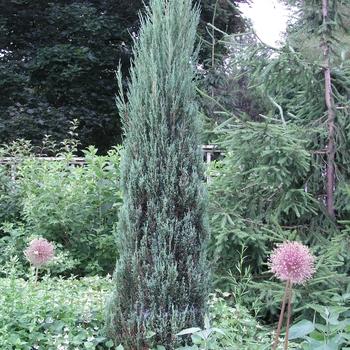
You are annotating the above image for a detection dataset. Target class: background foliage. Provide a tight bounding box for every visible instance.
[0,0,248,153]
[205,0,350,320]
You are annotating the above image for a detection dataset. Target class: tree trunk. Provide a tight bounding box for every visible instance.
[322,0,336,218]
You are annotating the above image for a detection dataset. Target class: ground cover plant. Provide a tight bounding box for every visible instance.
[1,258,348,350]
[0,262,112,350]
[0,266,297,350]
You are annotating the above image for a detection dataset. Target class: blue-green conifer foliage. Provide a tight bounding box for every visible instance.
[106,0,209,348]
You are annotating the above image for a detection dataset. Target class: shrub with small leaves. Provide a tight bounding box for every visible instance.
[0,275,114,349]
[17,146,122,275]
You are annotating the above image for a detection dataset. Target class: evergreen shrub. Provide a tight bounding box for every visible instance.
[106,0,210,348]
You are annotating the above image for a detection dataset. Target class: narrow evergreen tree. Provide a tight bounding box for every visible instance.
[106,0,209,348]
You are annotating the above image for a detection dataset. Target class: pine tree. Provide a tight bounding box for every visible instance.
[105,0,209,348]
[285,0,348,217]
[206,0,350,318]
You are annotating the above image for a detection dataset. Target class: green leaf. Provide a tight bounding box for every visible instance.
[176,327,201,336]
[312,341,341,350]
[288,320,315,340]
[106,340,116,348]
[211,327,226,335]
[191,334,203,345]
[146,330,156,339]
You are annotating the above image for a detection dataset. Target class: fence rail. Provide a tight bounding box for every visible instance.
[0,145,222,165]
[0,157,86,165]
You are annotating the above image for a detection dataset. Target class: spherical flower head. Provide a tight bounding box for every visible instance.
[24,238,55,268]
[269,241,315,285]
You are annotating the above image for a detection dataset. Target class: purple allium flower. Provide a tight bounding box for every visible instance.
[269,241,315,285]
[24,238,55,267]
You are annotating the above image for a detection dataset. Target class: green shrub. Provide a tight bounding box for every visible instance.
[199,292,275,349]
[0,273,114,349]
[16,146,122,275]
[288,302,350,349]
[0,224,29,278]
[0,136,122,276]
[207,120,350,318]
[208,121,316,279]
[168,292,300,350]
[111,290,300,349]
[0,156,23,233]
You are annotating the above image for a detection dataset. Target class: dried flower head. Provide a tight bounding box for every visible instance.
[269,241,315,285]
[24,238,55,267]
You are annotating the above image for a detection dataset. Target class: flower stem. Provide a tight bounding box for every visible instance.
[35,267,39,283]
[272,280,290,350]
[284,281,293,350]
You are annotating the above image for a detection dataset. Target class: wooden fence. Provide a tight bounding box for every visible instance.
[0,145,222,166]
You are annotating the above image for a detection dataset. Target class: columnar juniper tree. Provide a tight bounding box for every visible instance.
[106,0,209,348]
